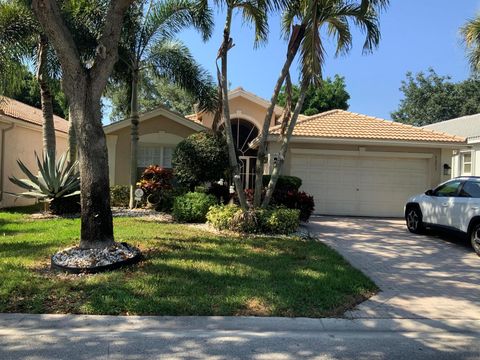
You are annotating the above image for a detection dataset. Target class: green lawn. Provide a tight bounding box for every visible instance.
[0,208,377,317]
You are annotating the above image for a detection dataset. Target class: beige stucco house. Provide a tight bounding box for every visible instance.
[105,87,466,217]
[0,97,69,208]
[424,114,480,179]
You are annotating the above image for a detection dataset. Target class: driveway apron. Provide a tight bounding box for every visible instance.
[306,217,480,320]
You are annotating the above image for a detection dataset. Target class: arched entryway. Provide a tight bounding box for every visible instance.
[221,118,259,189]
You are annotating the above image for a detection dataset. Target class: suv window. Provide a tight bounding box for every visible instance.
[433,180,463,197]
[460,180,480,198]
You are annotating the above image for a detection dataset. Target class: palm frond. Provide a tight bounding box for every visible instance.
[461,16,480,73]
[148,39,218,112]
[237,0,269,46]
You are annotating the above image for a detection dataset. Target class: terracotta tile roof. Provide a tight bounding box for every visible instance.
[0,96,69,133]
[185,113,202,124]
[269,109,466,144]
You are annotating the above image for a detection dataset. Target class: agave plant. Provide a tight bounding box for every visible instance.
[9,152,80,214]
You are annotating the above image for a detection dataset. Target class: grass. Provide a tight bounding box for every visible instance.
[0,207,377,317]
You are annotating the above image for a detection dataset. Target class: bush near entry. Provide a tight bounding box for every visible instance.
[173,192,217,223]
[207,205,300,235]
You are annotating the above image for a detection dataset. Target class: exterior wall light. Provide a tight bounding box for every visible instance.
[443,163,451,177]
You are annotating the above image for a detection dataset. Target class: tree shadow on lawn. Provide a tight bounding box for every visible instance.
[51,234,377,318]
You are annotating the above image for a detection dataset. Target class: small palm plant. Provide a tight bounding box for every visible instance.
[8,152,80,215]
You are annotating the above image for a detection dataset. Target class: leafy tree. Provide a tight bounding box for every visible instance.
[109,0,216,209]
[172,132,229,189]
[31,0,133,250]
[256,0,389,208]
[1,64,68,118]
[277,75,350,115]
[391,69,480,126]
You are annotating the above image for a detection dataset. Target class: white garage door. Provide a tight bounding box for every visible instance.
[291,154,430,217]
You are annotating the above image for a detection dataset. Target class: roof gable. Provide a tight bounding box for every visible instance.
[0,96,69,133]
[270,109,465,144]
[104,105,208,134]
[423,113,480,139]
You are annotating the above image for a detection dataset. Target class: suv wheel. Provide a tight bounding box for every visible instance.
[406,206,424,234]
[470,223,480,256]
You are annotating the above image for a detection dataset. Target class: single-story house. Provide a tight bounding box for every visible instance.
[0,97,69,208]
[423,114,480,178]
[105,87,466,217]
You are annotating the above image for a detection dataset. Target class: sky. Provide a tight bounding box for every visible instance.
[175,0,480,120]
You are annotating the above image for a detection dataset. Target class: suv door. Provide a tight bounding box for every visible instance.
[425,180,463,227]
[455,179,480,232]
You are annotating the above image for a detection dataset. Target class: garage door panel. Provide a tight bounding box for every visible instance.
[291,154,429,217]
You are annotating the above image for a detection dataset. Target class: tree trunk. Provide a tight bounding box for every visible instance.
[36,34,56,160]
[129,66,140,209]
[262,79,309,208]
[70,81,114,250]
[68,118,77,165]
[220,6,248,210]
[253,25,305,207]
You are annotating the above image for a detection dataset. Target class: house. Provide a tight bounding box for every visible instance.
[0,97,69,208]
[105,88,466,217]
[423,114,480,179]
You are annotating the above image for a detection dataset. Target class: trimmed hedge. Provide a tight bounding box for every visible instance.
[173,192,217,223]
[207,205,300,235]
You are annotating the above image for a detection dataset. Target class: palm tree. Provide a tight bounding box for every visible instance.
[113,0,217,209]
[461,15,480,72]
[0,0,58,159]
[260,0,389,207]
[212,0,280,210]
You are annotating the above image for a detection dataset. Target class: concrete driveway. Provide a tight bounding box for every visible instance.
[306,216,480,320]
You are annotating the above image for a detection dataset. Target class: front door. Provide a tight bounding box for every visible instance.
[239,156,257,189]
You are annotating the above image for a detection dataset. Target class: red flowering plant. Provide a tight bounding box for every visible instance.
[137,166,174,205]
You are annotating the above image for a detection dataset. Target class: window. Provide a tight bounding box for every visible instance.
[138,145,174,168]
[460,180,480,198]
[462,152,472,175]
[433,180,463,197]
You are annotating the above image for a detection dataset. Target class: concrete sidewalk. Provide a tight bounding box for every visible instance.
[1,314,479,359]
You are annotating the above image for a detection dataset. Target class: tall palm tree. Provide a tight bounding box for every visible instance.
[113,0,217,209]
[260,0,389,207]
[461,15,480,72]
[212,0,280,210]
[0,0,58,159]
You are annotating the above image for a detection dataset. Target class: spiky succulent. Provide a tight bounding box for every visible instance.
[8,152,80,201]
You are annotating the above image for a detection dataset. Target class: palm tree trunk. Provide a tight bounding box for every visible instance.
[36,34,56,160]
[129,66,140,209]
[262,78,309,208]
[220,6,248,210]
[253,25,305,207]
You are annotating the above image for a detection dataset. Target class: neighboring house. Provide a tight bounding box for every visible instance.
[424,114,480,179]
[0,97,69,208]
[106,87,465,217]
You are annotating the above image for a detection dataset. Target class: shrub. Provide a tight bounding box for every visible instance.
[206,205,300,234]
[8,152,80,215]
[262,208,300,234]
[173,132,229,189]
[206,204,241,230]
[262,175,302,192]
[272,190,315,222]
[173,192,217,223]
[110,185,130,207]
[138,166,173,205]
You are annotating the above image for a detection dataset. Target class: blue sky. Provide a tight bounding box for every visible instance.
[176,0,480,120]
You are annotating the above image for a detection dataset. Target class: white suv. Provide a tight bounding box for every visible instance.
[405,177,480,256]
